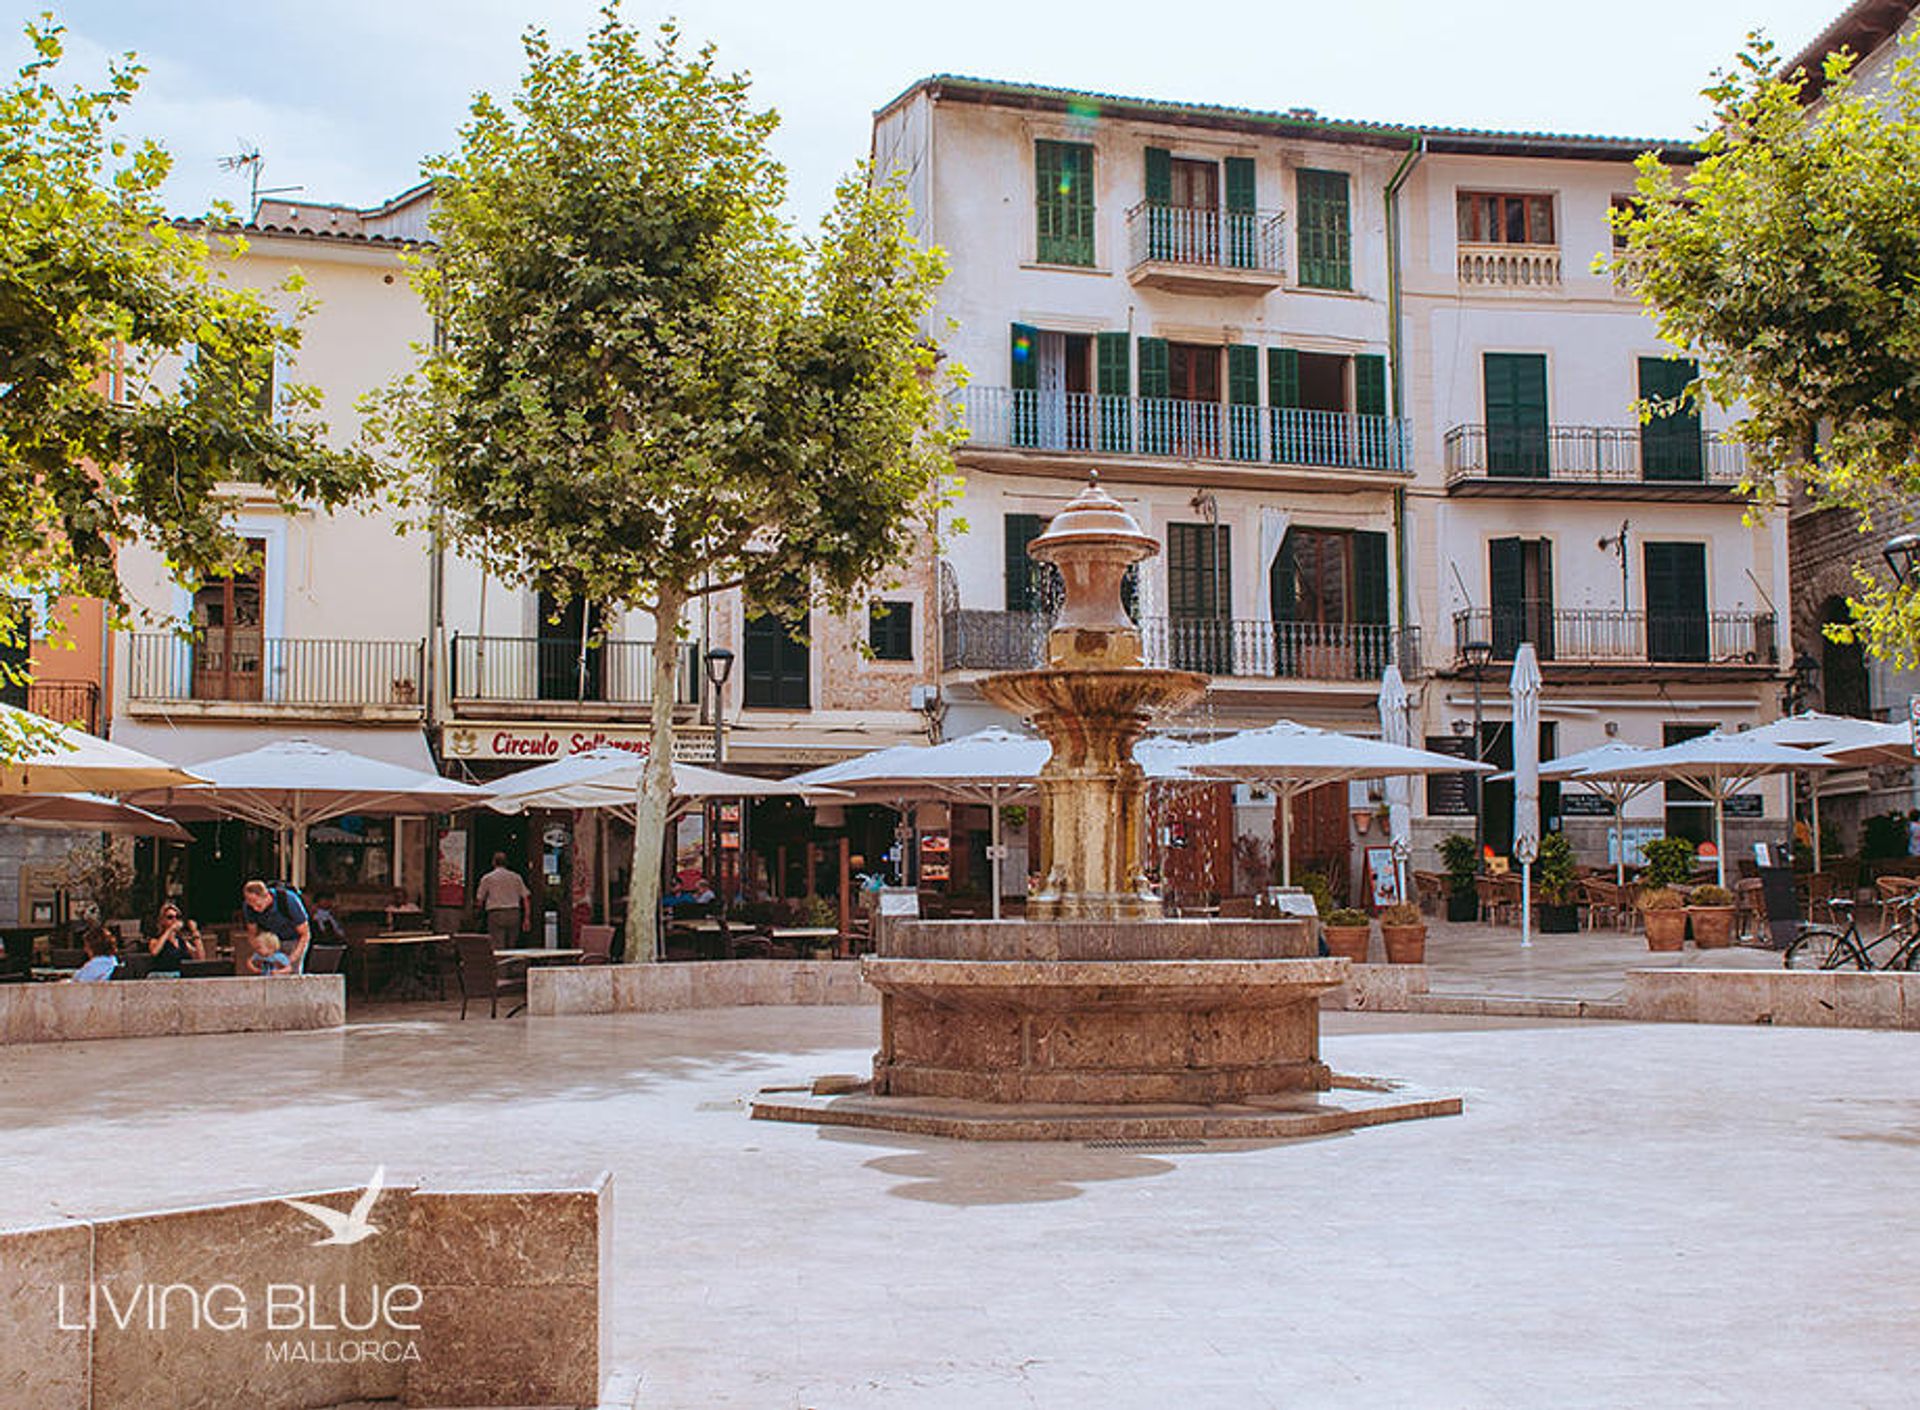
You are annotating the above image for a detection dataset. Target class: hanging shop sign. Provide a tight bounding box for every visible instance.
[439,724,716,764]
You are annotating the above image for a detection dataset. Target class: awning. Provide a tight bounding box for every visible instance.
[109,720,438,774]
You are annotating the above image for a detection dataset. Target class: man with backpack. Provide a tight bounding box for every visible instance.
[241,879,312,974]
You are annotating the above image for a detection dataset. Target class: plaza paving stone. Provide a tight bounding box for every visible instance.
[4,1005,1918,1406]
[1419,915,1780,1001]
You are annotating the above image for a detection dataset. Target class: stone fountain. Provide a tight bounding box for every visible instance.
[754,477,1460,1140]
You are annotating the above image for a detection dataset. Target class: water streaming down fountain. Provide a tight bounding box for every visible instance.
[754,476,1461,1139]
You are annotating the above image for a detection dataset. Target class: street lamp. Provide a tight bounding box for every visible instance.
[1884,533,1920,586]
[1782,650,1820,716]
[1463,638,1495,868]
[702,647,735,765]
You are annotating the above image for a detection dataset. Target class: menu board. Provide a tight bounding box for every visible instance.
[1723,793,1764,818]
[919,829,951,883]
[1424,736,1477,817]
[1560,793,1616,817]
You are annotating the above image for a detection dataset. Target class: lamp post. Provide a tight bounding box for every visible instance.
[1883,533,1920,586]
[1464,638,1494,867]
[703,645,736,913]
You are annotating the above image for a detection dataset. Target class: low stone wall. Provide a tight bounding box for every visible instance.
[0,1175,608,1410]
[0,975,343,1045]
[1320,963,1430,1012]
[1625,968,1920,1029]
[531,958,878,1016]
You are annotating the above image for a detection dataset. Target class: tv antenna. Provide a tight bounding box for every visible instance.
[218,142,302,221]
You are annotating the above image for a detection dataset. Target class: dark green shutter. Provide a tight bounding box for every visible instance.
[1638,357,1702,482]
[1644,542,1707,661]
[1270,531,1299,674]
[744,612,810,709]
[1354,530,1391,676]
[1267,347,1299,407]
[1035,140,1095,266]
[1268,347,1300,465]
[1227,344,1259,460]
[1144,147,1172,204]
[1010,323,1039,448]
[1296,169,1351,290]
[1096,331,1131,453]
[1139,336,1171,455]
[1483,353,1548,477]
[1005,513,1046,613]
[1143,147,1173,261]
[1354,355,1386,416]
[1224,157,1256,268]
[1489,537,1524,658]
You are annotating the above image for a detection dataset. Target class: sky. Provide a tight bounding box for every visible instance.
[12,0,1851,228]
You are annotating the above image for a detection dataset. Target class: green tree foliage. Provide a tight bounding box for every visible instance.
[377,10,958,957]
[0,18,378,652]
[1613,35,1920,661]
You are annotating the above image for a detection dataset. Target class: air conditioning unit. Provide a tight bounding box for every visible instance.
[910,684,940,712]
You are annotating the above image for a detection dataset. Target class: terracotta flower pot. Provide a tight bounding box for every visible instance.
[1324,924,1371,963]
[1687,905,1736,949]
[1642,909,1687,951]
[1380,923,1426,965]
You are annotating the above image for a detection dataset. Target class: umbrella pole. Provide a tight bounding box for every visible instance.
[1521,860,1532,948]
[1280,788,1293,887]
[1613,788,1625,887]
[1714,790,1727,888]
[1811,779,1822,872]
[990,786,1003,922]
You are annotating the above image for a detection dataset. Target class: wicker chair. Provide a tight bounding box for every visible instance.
[453,934,527,1019]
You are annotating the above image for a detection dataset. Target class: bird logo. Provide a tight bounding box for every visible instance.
[280,1167,386,1246]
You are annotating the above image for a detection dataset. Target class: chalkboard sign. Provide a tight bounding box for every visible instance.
[1559,792,1616,817]
[1723,793,1764,818]
[1424,736,1477,817]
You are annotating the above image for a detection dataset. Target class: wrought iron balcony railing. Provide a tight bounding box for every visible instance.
[126,634,425,708]
[25,680,101,735]
[1450,605,1778,667]
[959,386,1408,472]
[1125,202,1286,275]
[449,635,699,707]
[1443,423,1748,487]
[943,610,1420,681]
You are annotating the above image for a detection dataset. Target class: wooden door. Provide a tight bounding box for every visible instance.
[1167,343,1221,457]
[191,538,265,701]
[1283,782,1352,901]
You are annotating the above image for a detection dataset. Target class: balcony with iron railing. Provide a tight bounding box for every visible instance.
[1125,202,1287,294]
[125,634,426,718]
[1457,242,1561,288]
[25,680,101,735]
[449,635,700,717]
[943,609,1420,682]
[1443,424,1748,497]
[959,387,1409,475]
[1449,604,1778,671]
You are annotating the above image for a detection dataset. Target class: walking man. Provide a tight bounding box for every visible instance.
[242,879,311,973]
[475,852,532,949]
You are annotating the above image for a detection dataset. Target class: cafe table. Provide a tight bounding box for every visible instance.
[362,932,448,999]
[493,947,583,966]
[769,927,840,955]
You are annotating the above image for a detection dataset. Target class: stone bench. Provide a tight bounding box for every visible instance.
[531,958,877,1016]
[1625,968,1920,1029]
[1,1174,608,1409]
[0,975,344,1045]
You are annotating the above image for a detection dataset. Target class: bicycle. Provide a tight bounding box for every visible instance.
[1783,892,1920,971]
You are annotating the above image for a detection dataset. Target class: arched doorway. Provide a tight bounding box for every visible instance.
[1820,596,1871,718]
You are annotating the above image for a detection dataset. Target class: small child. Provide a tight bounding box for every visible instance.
[247,931,291,977]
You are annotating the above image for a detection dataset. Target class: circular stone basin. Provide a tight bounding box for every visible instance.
[863,956,1350,1106]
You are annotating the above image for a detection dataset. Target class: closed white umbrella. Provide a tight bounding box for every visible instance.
[1510,645,1542,946]
[1574,732,1832,887]
[0,702,204,795]
[0,792,191,840]
[1184,720,1493,885]
[1376,666,1416,901]
[129,739,491,888]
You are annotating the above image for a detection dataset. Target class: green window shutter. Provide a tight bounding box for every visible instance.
[1096,331,1131,453]
[1354,354,1386,416]
[1138,336,1170,455]
[1169,523,1231,620]
[1228,344,1259,461]
[1638,356,1702,482]
[1483,353,1548,477]
[1267,347,1300,408]
[1644,542,1707,661]
[1035,140,1095,266]
[1144,147,1172,205]
[1267,347,1300,464]
[1011,323,1039,448]
[744,612,811,709]
[1271,530,1298,622]
[1353,531,1390,626]
[1296,169,1351,290]
[1005,513,1046,613]
[1224,158,1257,268]
[1224,157,1256,213]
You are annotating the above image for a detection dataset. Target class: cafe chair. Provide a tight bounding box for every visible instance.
[304,944,346,975]
[50,947,85,970]
[453,934,527,1020]
[577,925,615,965]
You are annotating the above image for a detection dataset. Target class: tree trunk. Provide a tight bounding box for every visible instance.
[623,589,686,962]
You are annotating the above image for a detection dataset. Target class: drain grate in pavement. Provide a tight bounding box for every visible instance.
[1082,1138,1207,1151]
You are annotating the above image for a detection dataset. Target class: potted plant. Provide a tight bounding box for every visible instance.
[802,895,840,958]
[1378,902,1427,964]
[1640,836,1698,891]
[1639,886,1688,951]
[1533,832,1579,933]
[1322,907,1372,963]
[1438,834,1480,922]
[1687,883,1737,948]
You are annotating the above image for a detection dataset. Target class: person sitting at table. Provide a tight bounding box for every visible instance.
[70,926,119,982]
[663,871,715,912]
[147,902,204,974]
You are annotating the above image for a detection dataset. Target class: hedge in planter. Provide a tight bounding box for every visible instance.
[1532,831,1580,933]
[1378,902,1427,964]
[1639,887,1688,951]
[1438,834,1479,922]
[1687,883,1737,948]
[1323,908,1372,963]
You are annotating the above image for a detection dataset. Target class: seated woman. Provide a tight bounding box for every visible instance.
[70,925,119,982]
[147,902,205,974]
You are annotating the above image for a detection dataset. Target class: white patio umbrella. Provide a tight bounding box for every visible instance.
[1532,744,1656,885]
[483,747,845,821]
[0,792,191,840]
[1376,666,1416,901]
[1510,645,1542,946]
[1183,720,1494,885]
[1817,718,1914,769]
[1574,732,1833,887]
[0,702,204,795]
[129,739,491,888]
[1745,713,1914,868]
